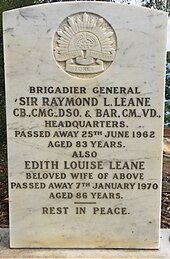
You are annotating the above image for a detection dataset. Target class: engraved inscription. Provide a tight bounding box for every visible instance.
[53,12,117,78]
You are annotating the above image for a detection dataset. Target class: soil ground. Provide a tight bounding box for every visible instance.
[161,156,170,228]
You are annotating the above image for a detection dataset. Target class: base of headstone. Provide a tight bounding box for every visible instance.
[0,228,169,258]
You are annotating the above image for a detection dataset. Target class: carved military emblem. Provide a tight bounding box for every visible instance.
[53,12,117,78]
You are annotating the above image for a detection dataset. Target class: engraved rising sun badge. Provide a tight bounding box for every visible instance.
[53,12,117,78]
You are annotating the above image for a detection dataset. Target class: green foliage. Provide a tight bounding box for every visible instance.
[141,0,170,15]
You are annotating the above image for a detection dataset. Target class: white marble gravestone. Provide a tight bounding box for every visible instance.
[3,2,167,248]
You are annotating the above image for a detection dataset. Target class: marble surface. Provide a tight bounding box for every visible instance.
[0,228,170,258]
[3,2,168,248]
